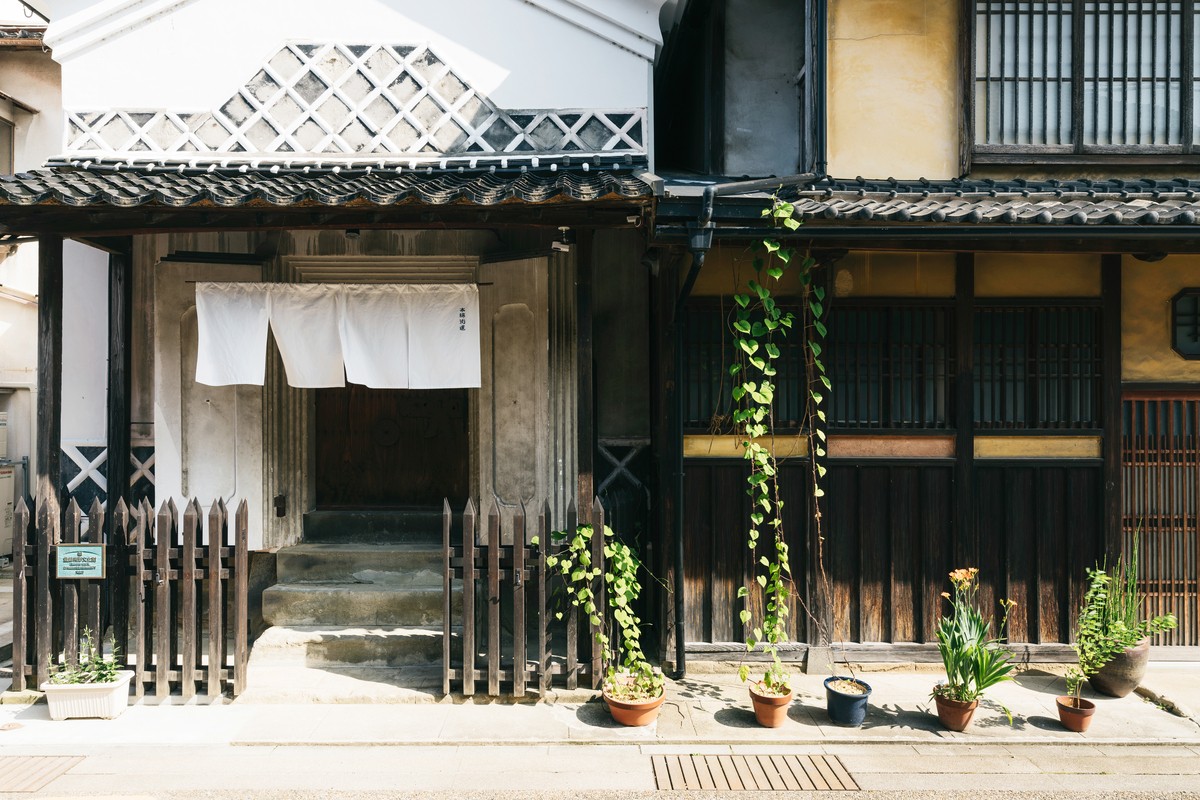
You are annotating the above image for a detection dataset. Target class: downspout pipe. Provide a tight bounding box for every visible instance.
[670,172,821,679]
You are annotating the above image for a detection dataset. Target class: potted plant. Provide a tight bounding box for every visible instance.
[930,568,1016,731]
[824,674,872,727]
[545,523,664,726]
[40,628,133,721]
[1057,567,1113,732]
[1083,546,1177,698]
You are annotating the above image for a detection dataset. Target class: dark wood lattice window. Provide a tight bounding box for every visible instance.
[973,1,1199,158]
[974,304,1103,429]
[1172,289,1200,358]
[827,304,956,430]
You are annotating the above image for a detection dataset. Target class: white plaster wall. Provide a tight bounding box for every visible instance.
[45,0,658,112]
[61,240,108,443]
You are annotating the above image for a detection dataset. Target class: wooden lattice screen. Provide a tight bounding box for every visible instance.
[1122,394,1200,646]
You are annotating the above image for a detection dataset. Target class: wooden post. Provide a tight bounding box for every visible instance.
[106,242,133,655]
[590,497,605,689]
[954,254,975,569]
[84,498,104,642]
[564,499,578,690]
[233,499,249,696]
[537,500,550,696]
[487,498,501,697]
[12,498,30,691]
[207,499,226,701]
[155,500,174,697]
[62,498,82,666]
[180,499,199,701]
[35,234,64,688]
[130,499,149,700]
[461,499,476,697]
[442,499,452,696]
[577,230,595,512]
[512,502,527,698]
[1102,254,1123,557]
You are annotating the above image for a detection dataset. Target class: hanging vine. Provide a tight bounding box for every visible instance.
[733,199,829,692]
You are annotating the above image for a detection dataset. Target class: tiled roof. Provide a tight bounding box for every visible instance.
[0,164,653,209]
[0,26,44,40]
[784,178,1200,225]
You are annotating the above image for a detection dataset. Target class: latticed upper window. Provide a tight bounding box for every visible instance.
[974,1,1198,156]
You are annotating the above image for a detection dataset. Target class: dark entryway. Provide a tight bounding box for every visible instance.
[315,384,469,508]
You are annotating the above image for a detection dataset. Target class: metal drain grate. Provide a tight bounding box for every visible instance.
[0,756,84,792]
[652,754,859,792]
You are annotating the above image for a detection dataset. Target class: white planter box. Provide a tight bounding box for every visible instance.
[40,671,134,721]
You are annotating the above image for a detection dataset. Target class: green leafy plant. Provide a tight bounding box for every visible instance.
[543,524,663,701]
[731,198,828,696]
[47,628,122,685]
[1069,544,1177,702]
[932,568,1016,719]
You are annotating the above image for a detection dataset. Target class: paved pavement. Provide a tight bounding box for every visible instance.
[0,667,1198,796]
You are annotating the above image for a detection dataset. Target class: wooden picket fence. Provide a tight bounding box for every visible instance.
[442,496,607,697]
[10,495,249,700]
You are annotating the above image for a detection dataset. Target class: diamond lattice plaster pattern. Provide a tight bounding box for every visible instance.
[64,43,646,165]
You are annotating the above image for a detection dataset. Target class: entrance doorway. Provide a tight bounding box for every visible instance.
[315,384,469,508]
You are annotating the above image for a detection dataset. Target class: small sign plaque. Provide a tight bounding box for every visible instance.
[56,544,106,579]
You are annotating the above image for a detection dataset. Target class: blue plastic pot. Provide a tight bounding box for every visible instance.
[824,676,872,727]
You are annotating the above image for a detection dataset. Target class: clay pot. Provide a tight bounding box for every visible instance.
[604,690,665,727]
[824,676,872,727]
[749,683,794,728]
[933,694,979,731]
[1089,637,1150,698]
[1056,695,1097,733]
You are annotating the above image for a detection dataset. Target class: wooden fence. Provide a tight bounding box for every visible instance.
[442,496,607,697]
[10,495,249,699]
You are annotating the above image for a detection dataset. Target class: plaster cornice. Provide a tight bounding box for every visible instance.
[521,0,667,60]
[42,0,198,61]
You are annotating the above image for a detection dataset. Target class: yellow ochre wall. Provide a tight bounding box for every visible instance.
[827,0,960,180]
[1123,255,1200,383]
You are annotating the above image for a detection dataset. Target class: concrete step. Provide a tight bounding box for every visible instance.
[248,625,456,668]
[235,664,442,704]
[262,584,458,627]
[276,543,442,586]
[303,509,444,544]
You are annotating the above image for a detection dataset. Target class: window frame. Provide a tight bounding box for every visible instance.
[1171,288,1200,360]
[963,0,1200,167]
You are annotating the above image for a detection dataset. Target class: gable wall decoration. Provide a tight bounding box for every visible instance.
[63,43,647,166]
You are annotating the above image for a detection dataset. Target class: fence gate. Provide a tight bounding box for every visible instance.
[1122,394,1200,646]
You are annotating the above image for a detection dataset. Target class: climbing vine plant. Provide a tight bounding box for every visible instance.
[734,199,829,692]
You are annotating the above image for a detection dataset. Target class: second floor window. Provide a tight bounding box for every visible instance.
[973,1,1198,158]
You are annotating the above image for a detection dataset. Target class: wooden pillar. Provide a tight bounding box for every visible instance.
[35,234,64,687]
[1102,254,1123,557]
[106,240,134,652]
[954,253,975,568]
[649,253,679,662]
[576,231,595,511]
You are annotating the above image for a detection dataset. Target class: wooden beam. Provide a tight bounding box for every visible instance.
[576,230,595,510]
[106,239,133,654]
[954,253,975,568]
[36,234,63,510]
[1102,254,1123,556]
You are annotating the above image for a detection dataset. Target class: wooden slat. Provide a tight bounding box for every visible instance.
[797,754,830,791]
[678,751,702,790]
[487,499,501,697]
[769,755,801,791]
[207,499,225,700]
[538,501,550,696]
[130,499,149,700]
[11,498,29,692]
[84,499,104,644]
[180,500,198,700]
[705,755,734,791]
[693,754,717,791]
[462,499,476,697]
[823,755,860,790]
[729,756,757,791]
[155,500,174,696]
[442,498,452,697]
[784,755,818,791]
[755,755,787,792]
[665,755,687,791]
[651,757,671,791]
[233,499,249,695]
[512,502,526,698]
[62,499,82,667]
[812,754,845,790]
[565,500,578,690]
[590,496,604,689]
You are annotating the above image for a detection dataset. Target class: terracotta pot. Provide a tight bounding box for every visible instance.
[824,676,872,727]
[749,683,794,728]
[933,694,979,731]
[1089,637,1150,698]
[604,690,665,727]
[1056,695,1097,733]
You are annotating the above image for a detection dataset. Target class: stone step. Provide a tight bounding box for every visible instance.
[303,509,444,544]
[248,625,456,668]
[262,584,458,627]
[276,543,442,586]
[235,664,442,704]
